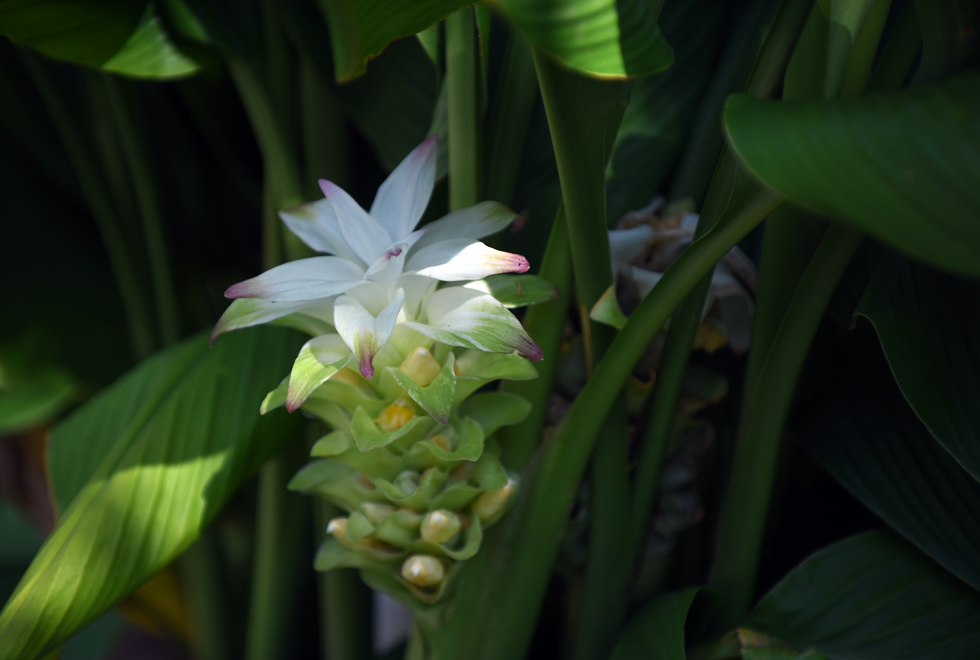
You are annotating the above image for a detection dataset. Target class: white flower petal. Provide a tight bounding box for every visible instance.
[364,242,409,290]
[407,239,530,281]
[211,298,322,344]
[624,264,664,299]
[278,200,363,264]
[370,135,438,239]
[224,256,364,302]
[334,288,406,379]
[609,225,655,265]
[403,288,541,360]
[410,201,519,253]
[395,274,438,322]
[285,335,354,412]
[320,179,392,264]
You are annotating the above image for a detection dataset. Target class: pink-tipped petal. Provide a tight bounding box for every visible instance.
[320,179,392,264]
[333,289,405,382]
[223,257,364,302]
[407,239,532,281]
[409,202,519,253]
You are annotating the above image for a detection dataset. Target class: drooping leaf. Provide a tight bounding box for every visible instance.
[796,357,980,591]
[0,1,201,79]
[746,531,980,660]
[499,0,674,78]
[609,587,703,660]
[1,327,304,657]
[856,258,980,483]
[724,73,980,277]
[317,0,673,82]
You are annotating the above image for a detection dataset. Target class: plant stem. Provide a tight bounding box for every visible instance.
[313,500,371,660]
[485,32,538,206]
[574,398,630,660]
[711,225,863,629]
[183,530,230,660]
[21,53,156,360]
[101,75,181,345]
[446,7,481,211]
[499,205,572,470]
[869,0,922,91]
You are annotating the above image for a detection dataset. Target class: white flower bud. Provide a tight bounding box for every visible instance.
[472,478,518,522]
[399,347,442,386]
[401,555,445,588]
[420,510,461,544]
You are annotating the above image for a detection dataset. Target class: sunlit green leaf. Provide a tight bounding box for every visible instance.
[797,358,980,591]
[0,327,304,657]
[725,73,980,277]
[857,258,980,483]
[500,0,674,78]
[746,531,980,660]
[465,274,560,308]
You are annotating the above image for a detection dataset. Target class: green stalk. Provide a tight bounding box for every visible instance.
[313,501,371,660]
[632,0,814,560]
[21,53,156,359]
[711,225,862,629]
[869,0,922,91]
[485,32,537,206]
[446,7,483,211]
[101,75,181,345]
[445,8,482,210]
[301,55,348,194]
[183,530,230,660]
[574,399,630,660]
[499,206,572,470]
[431,182,782,660]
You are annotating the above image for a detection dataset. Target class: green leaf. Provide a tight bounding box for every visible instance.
[1,327,304,657]
[465,274,560,308]
[724,73,980,277]
[856,258,980,482]
[746,531,980,659]
[797,358,980,591]
[0,1,201,79]
[457,392,531,437]
[609,587,703,660]
[914,0,979,83]
[0,337,76,433]
[318,0,672,82]
[499,0,674,78]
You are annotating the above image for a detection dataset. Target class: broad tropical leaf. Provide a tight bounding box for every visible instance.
[797,358,980,591]
[746,531,980,660]
[857,258,980,483]
[1,327,304,658]
[725,73,980,277]
[0,1,201,79]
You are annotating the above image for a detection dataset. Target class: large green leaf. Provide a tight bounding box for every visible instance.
[724,73,980,277]
[856,258,980,483]
[0,327,304,658]
[746,531,980,659]
[609,587,702,660]
[797,358,980,591]
[318,0,673,81]
[913,0,979,83]
[0,1,201,79]
[499,0,674,78]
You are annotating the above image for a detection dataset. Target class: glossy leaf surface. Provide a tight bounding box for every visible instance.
[1,327,303,657]
[747,531,980,659]
[725,73,980,276]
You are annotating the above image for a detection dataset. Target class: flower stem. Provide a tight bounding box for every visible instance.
[20,53,156,360]
[498,205,572,470]
[446,7,482,211]
[182,530,230,660]
[100,75,181,346]
[711,225,862,629]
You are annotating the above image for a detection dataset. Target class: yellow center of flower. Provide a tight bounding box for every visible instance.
[374,398,415,432]
[398,347,442,386]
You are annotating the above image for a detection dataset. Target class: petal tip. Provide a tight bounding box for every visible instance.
[359,360,375,380]
[513,255,530,273]
[319,179,340,198]
[518,338,543,362]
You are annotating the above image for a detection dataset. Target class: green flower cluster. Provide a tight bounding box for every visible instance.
[263,340,535,603]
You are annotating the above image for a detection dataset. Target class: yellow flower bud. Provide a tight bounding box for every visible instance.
[420,510,461,544]
[398,347,442,386]
[374,398,415,432]
[472,478,518,522]
[401,555,445,588]
[326,517,348,538]
[428,433,452,451]
[361,502,398,524]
